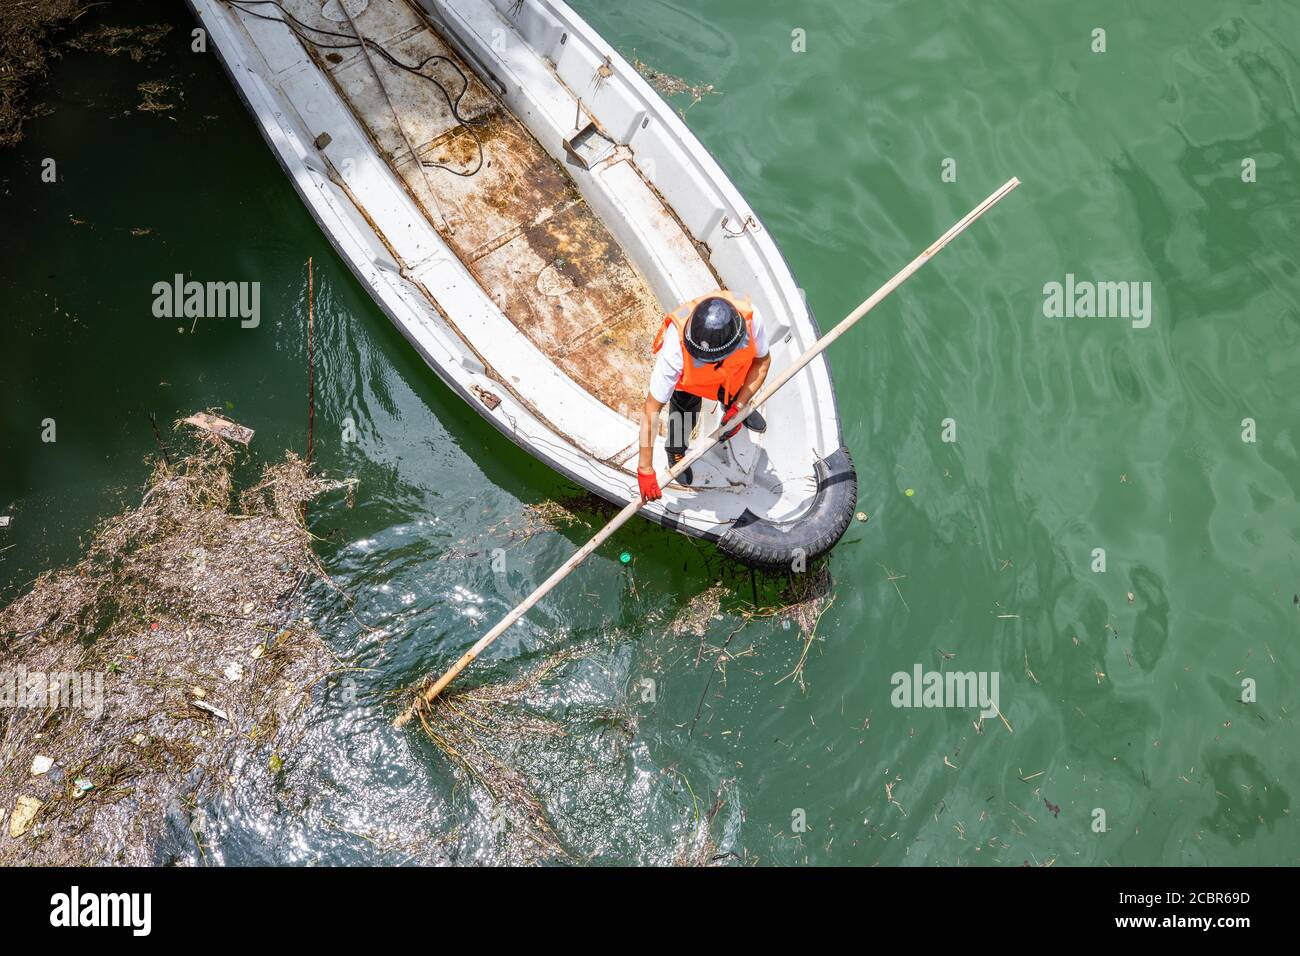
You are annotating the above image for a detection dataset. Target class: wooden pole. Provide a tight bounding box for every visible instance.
[394,177,1021,728]
[306,256,316,465]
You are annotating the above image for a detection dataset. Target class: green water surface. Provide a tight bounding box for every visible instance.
[2,0,1299,865]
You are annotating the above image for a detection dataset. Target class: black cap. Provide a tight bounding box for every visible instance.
[683,297,745,362]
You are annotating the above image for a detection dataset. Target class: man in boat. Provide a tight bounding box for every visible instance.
[637,290,771,501]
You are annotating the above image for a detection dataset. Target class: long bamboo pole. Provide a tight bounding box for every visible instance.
[394,177,1021,728]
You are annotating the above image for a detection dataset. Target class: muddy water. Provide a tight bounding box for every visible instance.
[2,0,1298,864]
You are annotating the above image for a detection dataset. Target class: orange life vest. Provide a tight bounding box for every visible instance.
[651,290,756,403]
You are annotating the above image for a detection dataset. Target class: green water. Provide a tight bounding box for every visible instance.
[2,0,1299,864]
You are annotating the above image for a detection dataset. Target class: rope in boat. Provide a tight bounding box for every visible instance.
[223,0,486,176]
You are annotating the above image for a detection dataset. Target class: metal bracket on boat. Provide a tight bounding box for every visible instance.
[564,121,618,170]
[470,384,503,410]
[592,55,614,93]
[720,214,760,239]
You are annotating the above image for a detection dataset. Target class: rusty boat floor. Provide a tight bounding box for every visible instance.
[296,0,663,420]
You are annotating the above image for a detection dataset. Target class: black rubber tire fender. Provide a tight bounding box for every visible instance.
[717,446,858,570]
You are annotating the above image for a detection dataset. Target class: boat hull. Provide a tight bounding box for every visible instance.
[189,0,858,568]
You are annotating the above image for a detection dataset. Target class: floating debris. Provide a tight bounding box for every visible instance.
[136,80,176,114]
[190,700,229,723]
[0,0,82,147]
[8,795,42,838]
[669,584,726,637]
[671,778,736,867]
[629,52,719,114]
[411,653,575,862]
[66,23,173,63]
[769,565,836,692]
[182,411,254,446]
[441,491,614,558]
[516,498,590,539]
[769,562,835,642]
[0,420,350,864]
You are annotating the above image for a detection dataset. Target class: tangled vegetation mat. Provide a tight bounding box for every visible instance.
[0,422,348,864]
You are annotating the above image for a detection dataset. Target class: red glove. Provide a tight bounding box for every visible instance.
[637,467,661,502]
[720,405,742,440]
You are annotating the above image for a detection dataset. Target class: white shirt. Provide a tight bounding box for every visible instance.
[648,308,769,404]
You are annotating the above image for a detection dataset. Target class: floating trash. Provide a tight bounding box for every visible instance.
[9,796,42,838]
[0,421,343,864]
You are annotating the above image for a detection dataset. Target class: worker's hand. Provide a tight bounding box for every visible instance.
[637,467,662,502]
[720,405,742,441]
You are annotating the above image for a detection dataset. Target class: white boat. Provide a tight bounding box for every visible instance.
[190,0,857,568]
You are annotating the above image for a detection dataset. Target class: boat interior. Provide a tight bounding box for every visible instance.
[205,0,858,565]
[277,0,706,427]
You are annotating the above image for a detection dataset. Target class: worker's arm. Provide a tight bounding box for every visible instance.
[733,353,772,409]
[720,353,772,438]
[636,394,665,501]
